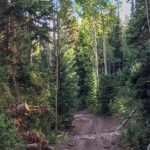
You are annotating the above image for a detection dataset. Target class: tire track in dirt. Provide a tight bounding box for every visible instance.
[56,112,121,150]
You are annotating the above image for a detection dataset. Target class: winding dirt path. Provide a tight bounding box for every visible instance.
[56,112,121,150]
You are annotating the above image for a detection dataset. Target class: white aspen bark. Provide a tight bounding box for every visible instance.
[108,59,111,74]
[102,18,108,76]
[145,0,150,33]
[131,0,134,17]
[29,48,33,67]
[93,23,99,87]
[55,24,59,131]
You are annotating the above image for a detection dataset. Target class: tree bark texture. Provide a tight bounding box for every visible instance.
[145,0,150,33]
[102,17,108,76]
[93,23,99,87]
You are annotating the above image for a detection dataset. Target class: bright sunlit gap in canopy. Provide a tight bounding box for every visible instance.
[73,0,131,24]
[119,0,131,21]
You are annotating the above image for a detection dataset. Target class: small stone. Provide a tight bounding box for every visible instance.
[46,146,55,150]
[68,143,74,146]
[104,146,110,149]
[111,141,116,145]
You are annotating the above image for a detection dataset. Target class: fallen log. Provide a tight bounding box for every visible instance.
[11,102,47,117]
[16,102,30,115]
[120,114,139,120]
[9,102,30,117]
[147,144,150,150]
[115,108,137,132]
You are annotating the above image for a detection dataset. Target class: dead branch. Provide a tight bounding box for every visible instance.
[16,102,30,114]
[115,108,137,132]
[22,130,56,150]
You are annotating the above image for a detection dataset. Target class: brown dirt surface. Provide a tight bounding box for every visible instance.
[56,111,122,150]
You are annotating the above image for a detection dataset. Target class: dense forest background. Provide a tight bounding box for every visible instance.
[0,0,149,149]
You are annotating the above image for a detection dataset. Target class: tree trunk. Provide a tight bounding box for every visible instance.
[131,0,135,17]
[115,108,137,132]
[145,0,150,33]
[28,13,34,67]
[93,23,99,87]
[0,0,9,58]
[102,17,108,76]
[12,66,19,102]
[55,30,59,131]
[53,12,59,130]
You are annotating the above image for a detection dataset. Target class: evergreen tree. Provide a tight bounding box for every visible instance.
[75,26,96,109]
[51,0,79,127]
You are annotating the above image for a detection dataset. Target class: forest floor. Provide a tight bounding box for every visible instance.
[55,111,122,150]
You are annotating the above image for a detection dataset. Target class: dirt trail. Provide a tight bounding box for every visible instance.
[56,112,121,150]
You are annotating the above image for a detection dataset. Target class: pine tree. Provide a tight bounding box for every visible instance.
[51,0,79,127]
[75,29,96,109]
[126,0,150,111]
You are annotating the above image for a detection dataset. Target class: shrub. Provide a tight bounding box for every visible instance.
[98,75,117,114]
[0,113,25,150]
[122,117,150,150]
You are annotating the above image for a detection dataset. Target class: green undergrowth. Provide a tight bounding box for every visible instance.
[0,112,25,150]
